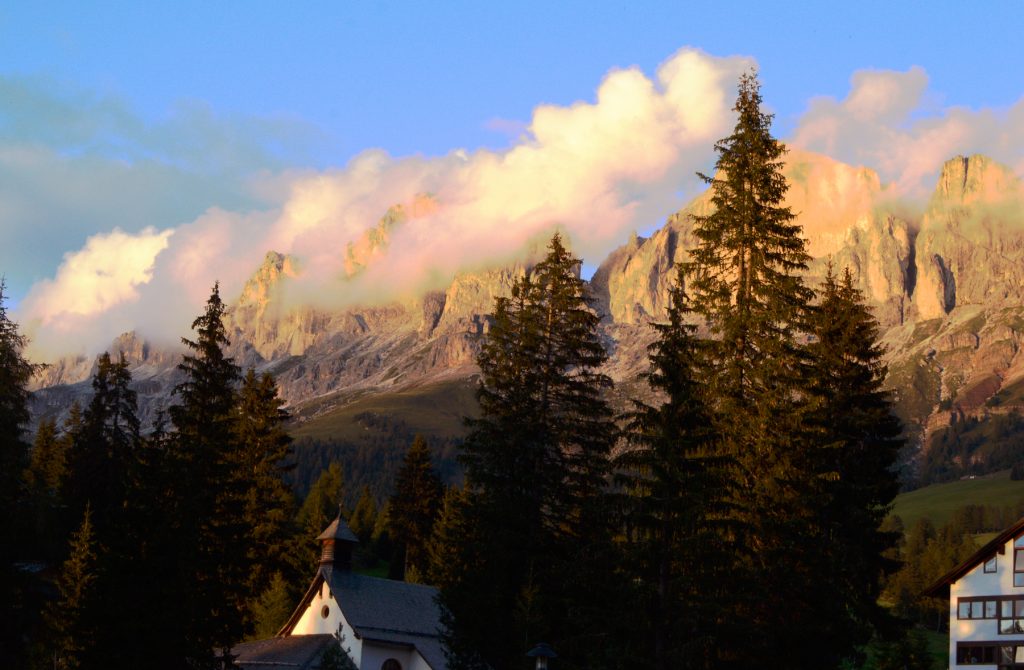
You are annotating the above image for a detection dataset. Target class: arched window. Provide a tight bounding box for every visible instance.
[381,660,402,670]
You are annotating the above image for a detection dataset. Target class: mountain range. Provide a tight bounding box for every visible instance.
[29,152,1024,484]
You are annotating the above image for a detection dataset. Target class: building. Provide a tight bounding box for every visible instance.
[924,516,1024,667]
[234,512,447,670]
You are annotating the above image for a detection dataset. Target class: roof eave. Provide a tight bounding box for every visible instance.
[278,569,328,636]
[922,515,1024,599]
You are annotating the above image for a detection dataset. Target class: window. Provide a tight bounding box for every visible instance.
[957,642,1024,665]
[381,660,402,670]
[958,602,999,622]
[321,605,330,619]
[958,597,1024,634]
[987,556,998,573]
[1016,548,1024,587]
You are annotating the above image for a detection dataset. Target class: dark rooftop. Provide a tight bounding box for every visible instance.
[233,634,337,670]
[316,515,359,544]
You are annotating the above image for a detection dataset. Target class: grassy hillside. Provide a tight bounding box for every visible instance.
[892,469,1024,529]
[285,377,479,503]
[290,376,479,441]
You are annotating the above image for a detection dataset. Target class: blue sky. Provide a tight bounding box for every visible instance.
[4,1,1021,163]
[2,1,1023,353]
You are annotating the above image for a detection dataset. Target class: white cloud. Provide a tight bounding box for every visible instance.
[21,227,172,340]
[0,75,329,302]
[19,48,754,357]
[792,67,1024,196]
[27,53,1024,361]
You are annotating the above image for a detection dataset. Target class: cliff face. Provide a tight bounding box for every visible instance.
[594,153,1024,443]
[594,151,915,327]
[29,152,1024,454]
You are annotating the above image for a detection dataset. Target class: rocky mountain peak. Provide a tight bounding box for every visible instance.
[236,251,298,311]
[932,154,1017,207]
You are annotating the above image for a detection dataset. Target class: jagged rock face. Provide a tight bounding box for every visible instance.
[27,152,1024,457]
[914,155,1024,319]
[592,152,1024,449]
[594,151,914,327]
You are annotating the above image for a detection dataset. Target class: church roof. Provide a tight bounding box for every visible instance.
[233,634,337,670]
[316,516,359,543]
[321,566,442,639]
[280,566,446,669]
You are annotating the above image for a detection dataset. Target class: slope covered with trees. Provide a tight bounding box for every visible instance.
[434,72,907,670]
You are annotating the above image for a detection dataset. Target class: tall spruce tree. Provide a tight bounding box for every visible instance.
[684,71,818,665]
[26,416,70,560]
[65,352,141,531]
[618,267,732,670]
[387,435,443,581]
[441,234,619,670]
[801,266,904,662]
[44,505,101,670]
[168,282,246,666]
[233,369,297,605]
[0,279,38,668]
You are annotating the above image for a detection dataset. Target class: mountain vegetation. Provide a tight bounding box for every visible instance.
[3,70,1010,670]
[432,72,907,670]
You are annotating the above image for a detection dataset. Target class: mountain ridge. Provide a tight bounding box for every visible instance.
[29,151,1024,474]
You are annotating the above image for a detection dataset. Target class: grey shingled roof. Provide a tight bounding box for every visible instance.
[233,634,337,670]
[321,566,442,638]
[360,630,448,670]
[316,516,359,543]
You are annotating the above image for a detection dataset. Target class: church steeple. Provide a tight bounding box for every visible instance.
[316,508,359,571]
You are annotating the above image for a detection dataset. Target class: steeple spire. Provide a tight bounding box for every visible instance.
[317,506,359,571]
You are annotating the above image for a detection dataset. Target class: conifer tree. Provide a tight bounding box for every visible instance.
[45,505,101,670]
[295,463,345,571]
[27,417,61,493]
[251,572,294,640]
[26,416,70,560]
[683,71,817,664]
[0,280,38,666]
[349,486,379,567]
[0,279,35,506]
[388,435,443,580]
[234,369,297,600]
[801,266,903,661]
[442,234,619,670]
[168,282,246,666]
[65,352,141,530]
[618,267,732,670]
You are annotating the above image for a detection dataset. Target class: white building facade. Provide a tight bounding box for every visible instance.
[926,518,1024,667]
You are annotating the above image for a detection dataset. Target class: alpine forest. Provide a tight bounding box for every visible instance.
[3,73,914,670]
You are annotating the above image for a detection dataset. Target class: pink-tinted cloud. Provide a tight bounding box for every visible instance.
[792,66,1024,196]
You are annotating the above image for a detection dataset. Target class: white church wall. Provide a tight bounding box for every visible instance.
[292,580,365,666]
[359,643,415,670]
[407,649,434,670]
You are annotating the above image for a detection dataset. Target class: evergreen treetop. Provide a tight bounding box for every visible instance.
[0,278,37,507]
[388,435,443,580]
[686,70,812,410]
